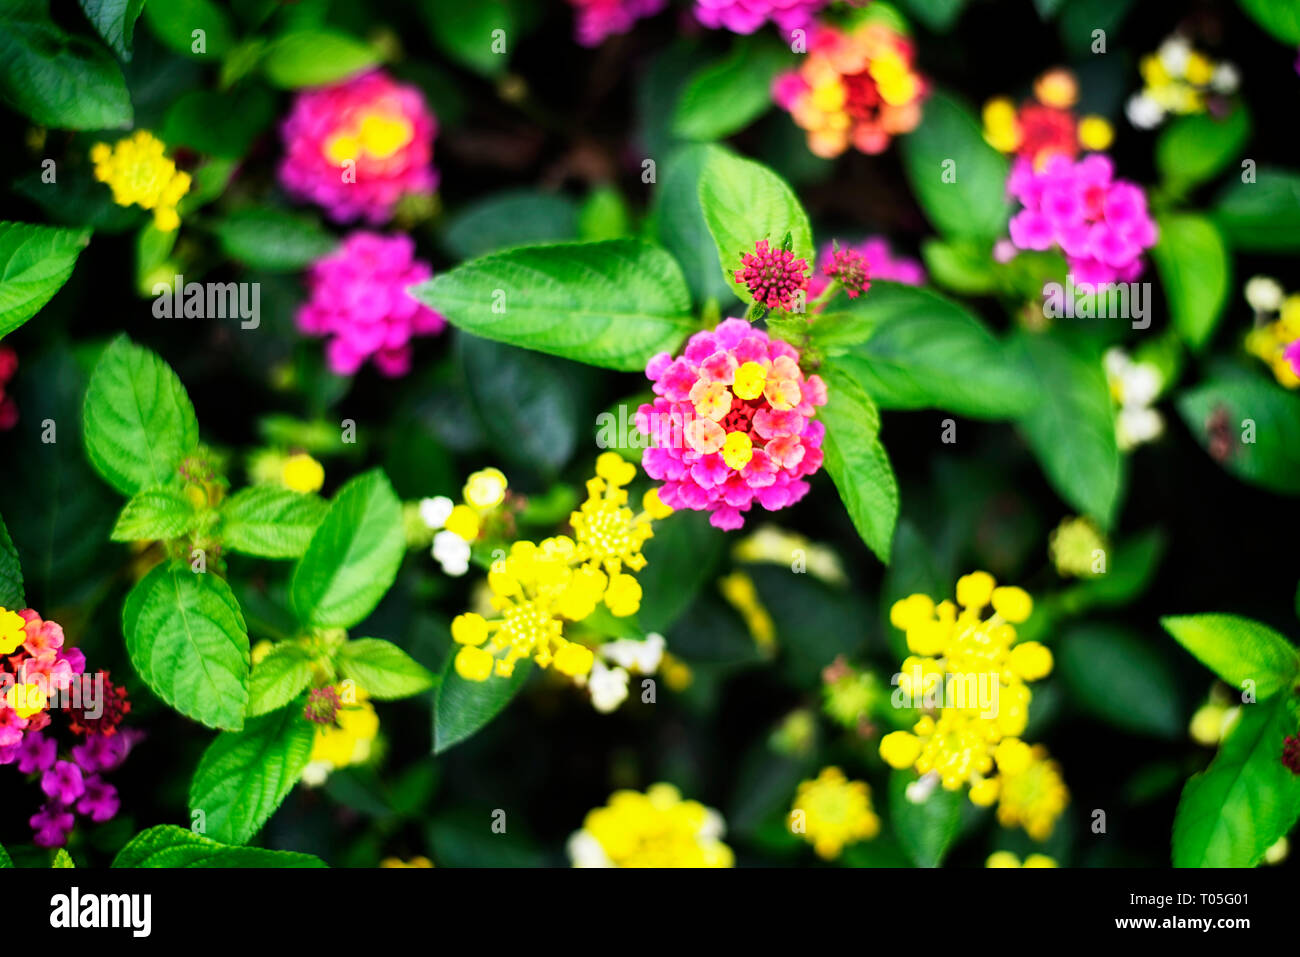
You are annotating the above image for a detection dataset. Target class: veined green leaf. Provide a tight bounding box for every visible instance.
[113,826,325,867]
[1161,614,1300,699]
[222,486,328,559]
[0,222,92,339]
[337,638,436,700]
[111,487,199,542]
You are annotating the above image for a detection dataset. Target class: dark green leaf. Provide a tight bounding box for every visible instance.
[0,222,92,339]
[1058,623,1182,737]
[433,656,531,754]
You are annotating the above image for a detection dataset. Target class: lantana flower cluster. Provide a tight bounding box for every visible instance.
[1126,35,1239,130]
[1006,153,1158,285]
[694,0,828,36]
[1104,347,1164,451]
[449,454,673,683]
[772,21,927,157]
[567,783,733,867]
[279,69,438,224]
[2,607,137,847]
[983,68,1114,168]
[1243,276,1300,387]
[567,0,666,46]
[299,683,380,787]
[789,766,880,860]
[296,232,445,378]
[877,573,1069,840]
[416,467,512,577]
[807,236,925,300]
[638,318,828,531]
[90,131,192,232]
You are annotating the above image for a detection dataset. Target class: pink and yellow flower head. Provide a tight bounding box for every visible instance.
[637,319,828,531]
[1244,279,1300,388]
[772,22,928,157]
[568,0,666,46]
[983,68,1114,169]
[279,69,438,225]
[693,0,829,36]
[1005,153,1158,285]
[296,231,445,378]
[0,609,86,743]
[90,131,191,232]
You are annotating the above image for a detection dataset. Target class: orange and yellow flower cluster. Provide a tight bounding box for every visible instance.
[772,22,927,157]
[983,68,1113,169]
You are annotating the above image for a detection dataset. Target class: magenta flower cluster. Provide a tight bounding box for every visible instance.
[568,0,666,46]
[1006,154,1158,285]
[637,319,828,531]
[279,69,438,225]
[19,730,140,847]
[296,232,446,378]
[694,0,829,35]
[735,240,810,310]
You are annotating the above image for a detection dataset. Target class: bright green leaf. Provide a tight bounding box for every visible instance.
[247,644,314,717]
[1161,614,1300,699]
[337,638,436,700]
[113,825,326,867]
[222,486,329,559]
[0,222,92,339]
[1237,0,1300,44]
[1151,213,1230,352]
[290,470,405,628]
[261,29,379,88]
[650,144,737,306]
[123,562,250,730]
[410,240,694,372]
[111,487,198,542]
[672,37,789,141]
[1156,104,1251,192]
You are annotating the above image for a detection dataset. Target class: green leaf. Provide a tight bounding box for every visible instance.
[900,91,1010,241]
[457,334,582,475]
[441,190,578,260]
[697,146,813,305]
[1161,614,1300,700]
[921,238,998,296]
[142,0,234,59]
[290,470,405,629]
[1177,371,1300,495]
[834,282,1035,418]
[1151,213,1230,352]
[1172,693,1300,866]
[123,562,250,730]
[818,364,898,562]
[1058,624,1182,738]
[336,638,436,700]
[433,656,531,754]
[83,335,199,495]
[1213,167,1300,252]
[422,0,515,76]
[900,0,967,31]
[111,487,198,542]
[0,842,11,868]
[247,644,314,718]
[889,769,964,867]
[213,207,336,272]
[637,511,727,634]
[113,825,326,868]
[1058,528,1164,612]
[0,13,132,129]
[1012,333,1121,528]
[162,87,276,160]
[0,511,24,610]
[0,222,92,339]
[79,0,146,59]
[1237,0,1300,44]
[189,704,314,845]
[1059,0,1133,56]
[1156,104,1251,192]
[650,144,737,306]
[52,848,75,868]
[261,29,379,88]
[578,186,632,242]
[221,486,328,559]
[672,37,788,141]
[410,240,693,372]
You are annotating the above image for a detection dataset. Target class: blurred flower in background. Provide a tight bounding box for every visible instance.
[1104,348,1164,452]
[567,783,733,867]
[807,237,925,299]
[1244,276,1300,387]
[789,766,880,859]
[1126,34,1239,129]
[296,232,445,378]
[279,69,438,224]
[568,0,666,46]
[772,21,927,157]
[983,67,1113,168]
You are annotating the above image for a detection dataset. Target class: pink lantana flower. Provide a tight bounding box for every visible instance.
[637,319,828,530]
[694,0,829,36]
[568,0,666,46]
[296,232,445,378]
[279,69,438,225]
[735,240,810,310]
[1005,153,1157,285]
[807,237,924,300]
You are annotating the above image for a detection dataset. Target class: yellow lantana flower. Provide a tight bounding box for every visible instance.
[790,766,880,860]
[90,131,191,232]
